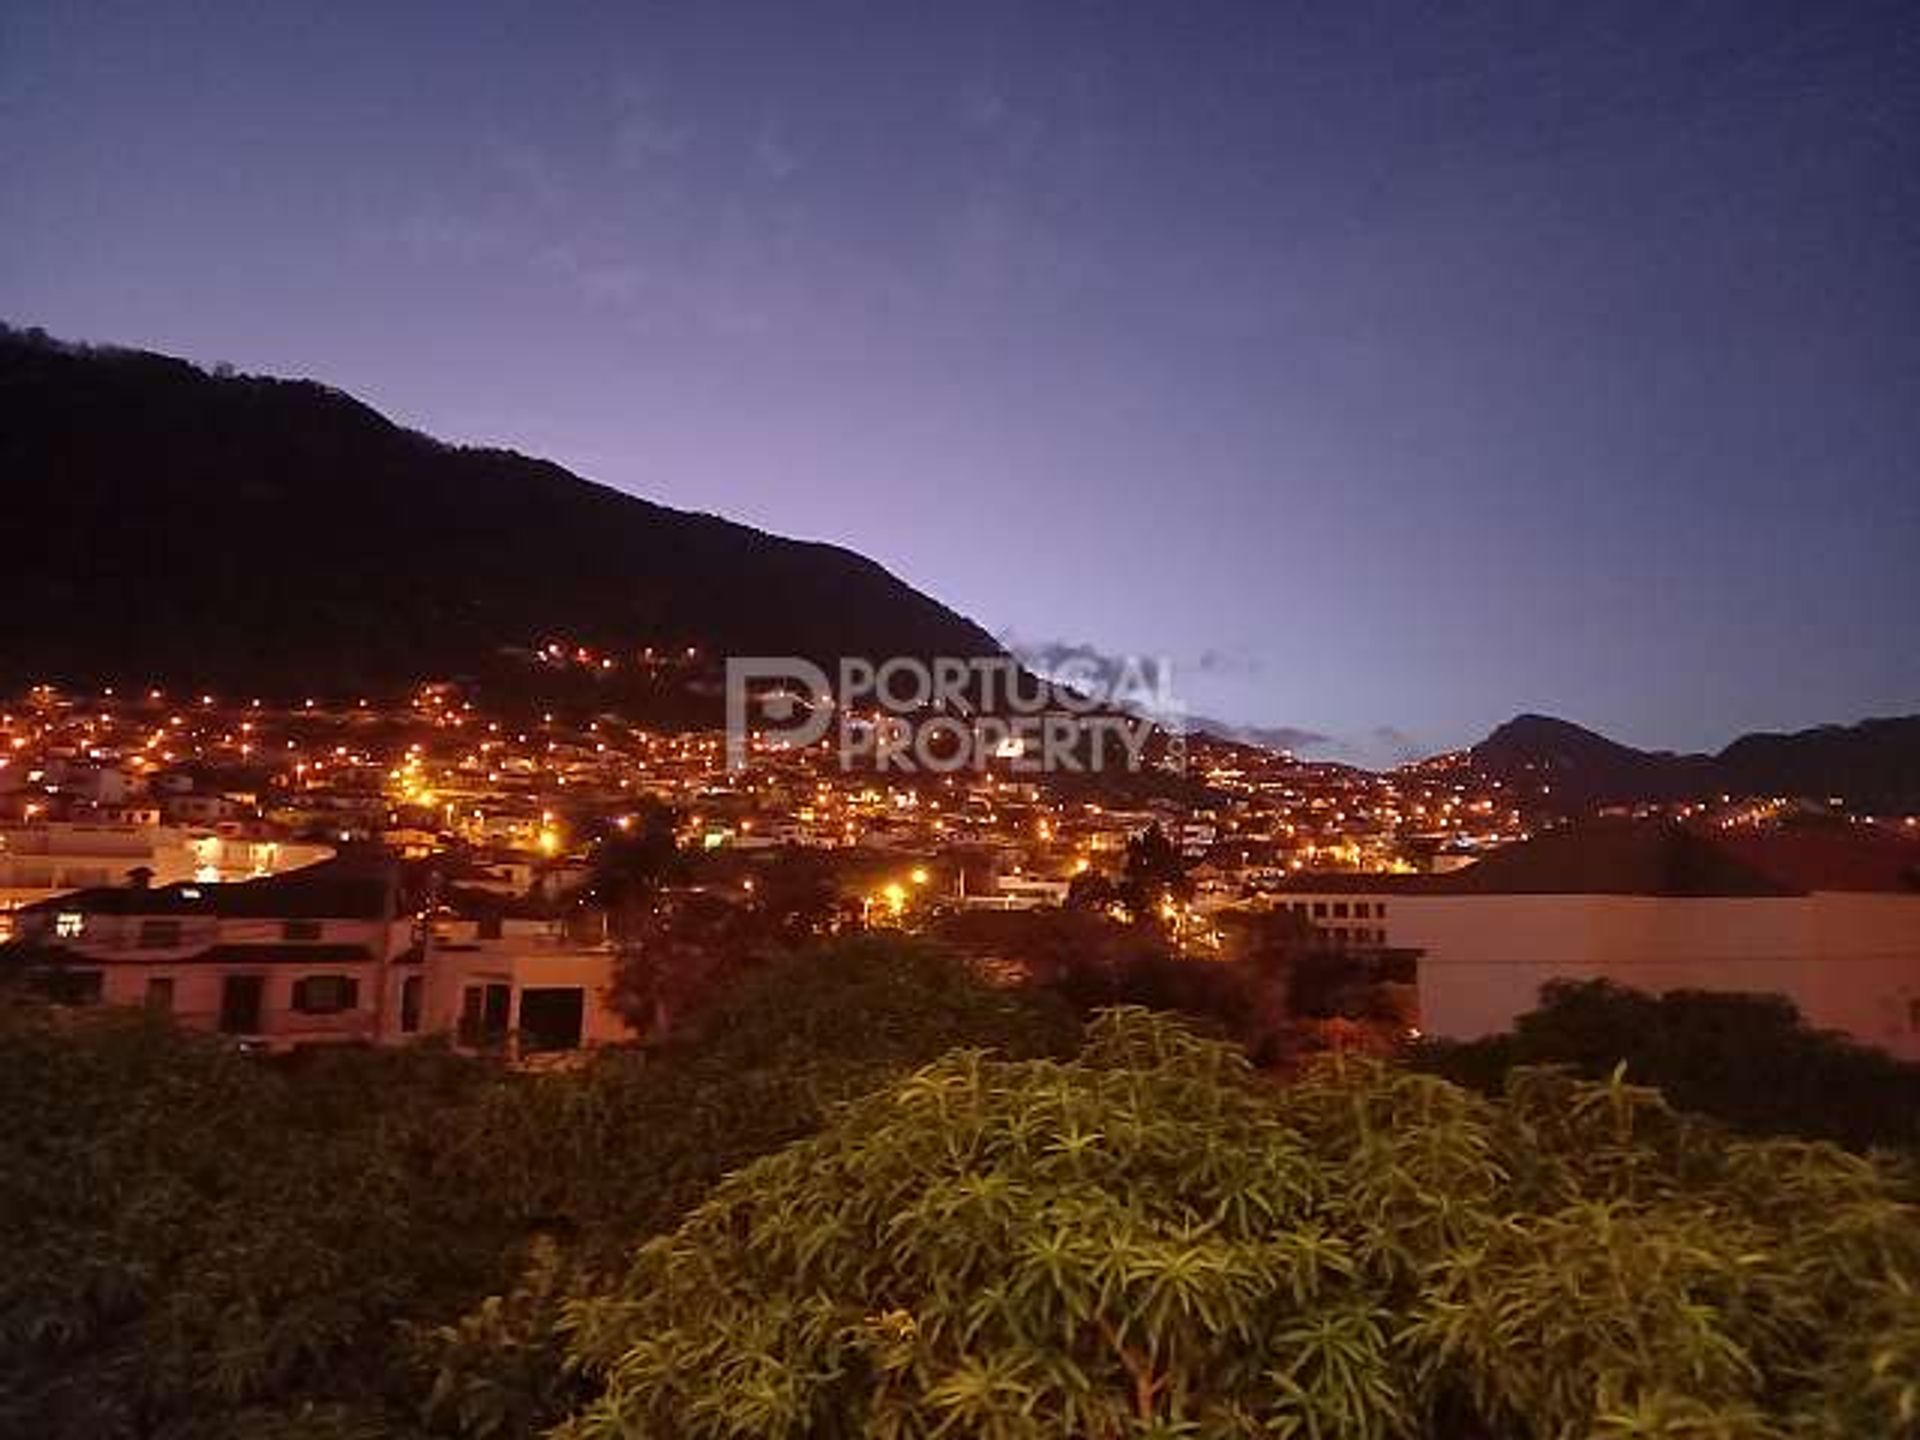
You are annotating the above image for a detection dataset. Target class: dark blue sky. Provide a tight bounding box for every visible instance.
[4,2,1915,761]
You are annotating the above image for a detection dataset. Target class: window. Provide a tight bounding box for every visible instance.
[145,977,175,1013]
[519,987,585,1053]
[291,975,359,1014]
[39,969,103,1006]
[459,983,512,1048]
[219,975,264,1034]
[400,975,422,1034]
[1332,902,1350,919]
[1311,902,1327,919]
[137,919,183,949]
[54,912,86,939]
[1378,952,1418,985]
[282,919,323,942]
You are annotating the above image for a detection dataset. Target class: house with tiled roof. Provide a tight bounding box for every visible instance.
[1,855,640,1057]
[3,857,409,1047]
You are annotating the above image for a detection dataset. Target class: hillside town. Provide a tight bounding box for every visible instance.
[6,678,1916,1063]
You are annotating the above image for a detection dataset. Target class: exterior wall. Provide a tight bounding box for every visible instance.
[18,900,635,1060]
[411,917,635,1057]
[95,958,386,1048]
[0,824,332,916]
[0,824,162,908]
[35,907,393,1052]
[1805,892,1920,1059]
[1370,892,1920,1060]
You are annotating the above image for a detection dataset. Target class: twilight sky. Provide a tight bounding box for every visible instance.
[4,1,1915,762]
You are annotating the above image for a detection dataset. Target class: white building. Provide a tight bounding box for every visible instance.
[415,910,633,1058]
[5,858,639,1059]
[960,874,1072,912]
[1275,821,1920,1060]
[6,859,407,1048]
[0,822,334,937]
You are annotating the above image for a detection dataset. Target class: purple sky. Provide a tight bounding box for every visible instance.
[4,2,1915,762]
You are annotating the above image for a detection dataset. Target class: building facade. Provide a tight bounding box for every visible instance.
[1276,821,1920,1059]
[0,821,334,938]
[4,858,638,1059]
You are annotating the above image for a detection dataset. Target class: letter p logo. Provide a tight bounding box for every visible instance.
[725,657,833,771]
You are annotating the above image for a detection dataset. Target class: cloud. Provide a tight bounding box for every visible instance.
[611,83,687,168]
[535,244,646,308]
[490,137,567,208]
[1182,717,1333,753]
[1195,648,1261,678]
[383,209,514,265]
[751,123,800,180]
[999,634,1194,722]
[1299,726,1433,769]
[1002,634,1264,699]
[1367,726,1427,765]
[997,633,1436,767]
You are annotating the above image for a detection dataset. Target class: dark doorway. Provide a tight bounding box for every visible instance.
[219,974,264,1034]
[518,987,585,1053]
[459,982,512,1048]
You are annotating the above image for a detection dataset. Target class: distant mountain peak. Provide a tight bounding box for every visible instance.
[1471,711,1920,814]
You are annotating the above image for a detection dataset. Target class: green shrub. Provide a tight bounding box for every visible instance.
[0,999,491,1437]
[0,940,1075,1438]
[560,1010,1920,1438]
[1421,979,1920,1151]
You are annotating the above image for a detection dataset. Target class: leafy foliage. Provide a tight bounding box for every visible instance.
[0,940,1074,1439]
[1421,979,1920,1151]
[1067,822,1194,932]
[562,1011,1920,1438]
[0,1001,478,1437]
[935,908,1299,1063]
[438,938,1078,1258]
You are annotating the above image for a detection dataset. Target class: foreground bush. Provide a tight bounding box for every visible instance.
[0,940,1075,1439]
[562,1010,1920,1439]
[416,940,1076,1436]
[0,1002,482,1437]
[1421,979,1920,1151]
